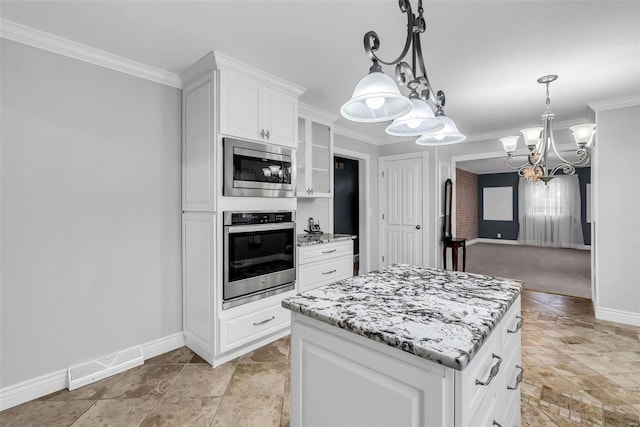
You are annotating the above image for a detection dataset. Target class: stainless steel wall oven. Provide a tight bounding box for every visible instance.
[223,138,295,198]
[223,211,296,309]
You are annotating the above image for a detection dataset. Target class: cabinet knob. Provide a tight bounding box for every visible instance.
[415,225,421,230]
[260,129,265,139]
[265,130,270,140]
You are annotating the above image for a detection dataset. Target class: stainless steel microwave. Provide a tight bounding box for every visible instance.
[223,138,295,198]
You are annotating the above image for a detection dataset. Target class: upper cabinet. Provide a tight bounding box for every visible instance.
[217,53,305,149]
[297,104,338,198]
[181,53,217,212]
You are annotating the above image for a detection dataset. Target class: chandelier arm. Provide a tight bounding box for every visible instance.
[412,30,436,104]
[363,1,414,66]
[505,155,531,170]
[549,138,591,166]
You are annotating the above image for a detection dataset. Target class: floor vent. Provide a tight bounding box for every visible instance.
[67,345,143,390]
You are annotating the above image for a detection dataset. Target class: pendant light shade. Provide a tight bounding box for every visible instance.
[340,66,412,123]
[500,136,519,154]
[520,127,543,149]
[385,98,444,136]
[569,123,596,148]
[415,115,466,146]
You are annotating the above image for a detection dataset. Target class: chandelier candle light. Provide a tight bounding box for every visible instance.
[340,0,466,145]
[501,75,596,184]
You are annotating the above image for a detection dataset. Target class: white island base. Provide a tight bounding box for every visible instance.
[289,296,522,427]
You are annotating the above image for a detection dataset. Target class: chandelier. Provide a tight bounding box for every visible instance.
[340,0,466,145]
[500,75,596,184]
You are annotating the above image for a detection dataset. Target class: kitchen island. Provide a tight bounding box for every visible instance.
[282,264,523,427]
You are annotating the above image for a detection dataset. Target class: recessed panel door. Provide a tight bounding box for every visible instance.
[381,157,423,267]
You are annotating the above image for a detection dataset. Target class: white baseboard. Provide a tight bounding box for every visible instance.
[476,238,521,245]
[0,332,186,411]
[475,238,591,250]
[141,332,185,361]
[0,369,68,412]
[595,306,640,327]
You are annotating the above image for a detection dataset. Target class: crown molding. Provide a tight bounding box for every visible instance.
[299,102,339,124]
[214,51,305,97]
[588,95,640,112]
[333,125,391,146]
[0,19,182,88]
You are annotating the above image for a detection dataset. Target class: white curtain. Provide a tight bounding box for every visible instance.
[518,175,584,247]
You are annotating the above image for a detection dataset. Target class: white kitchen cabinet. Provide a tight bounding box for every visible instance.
[289,295,523,427]
[219,68,299,148]
[297,240,353,292]
[297,116,333,197]
[218,292,294,354]
[181,53,217,212]
[182,212,216,365]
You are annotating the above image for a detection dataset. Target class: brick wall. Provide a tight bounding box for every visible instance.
[456,168,478,240]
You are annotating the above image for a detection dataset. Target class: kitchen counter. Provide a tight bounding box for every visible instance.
[282,263,521,370]
[285,264,524,426]
[296,233,356,247]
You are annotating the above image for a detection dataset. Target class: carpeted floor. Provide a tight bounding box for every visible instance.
[465,243,592,299]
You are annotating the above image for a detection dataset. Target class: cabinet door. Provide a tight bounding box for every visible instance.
[296,117,310,196]
[183,212,216,364]
[310,121,332,196]
[219,70,261,141]
[183,77,216,211]
[261,88,297,148]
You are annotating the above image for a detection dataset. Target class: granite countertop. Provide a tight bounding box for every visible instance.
[296,233,356,247]
[282,264,522,370]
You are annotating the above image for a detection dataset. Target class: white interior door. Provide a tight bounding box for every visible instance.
[381,157,423,266]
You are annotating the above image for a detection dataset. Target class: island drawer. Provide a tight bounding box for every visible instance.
[501,295,522,354]
[455,327,501,427]
[219,302,290,353]
[298,256,353,292]
[298,240,352,265]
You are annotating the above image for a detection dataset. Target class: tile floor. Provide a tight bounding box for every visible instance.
[1,290,639,426]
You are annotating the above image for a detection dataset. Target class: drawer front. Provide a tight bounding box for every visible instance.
[299,256,352,292]
[219,303,290,353]
[468,387,498,427]
[501,295,522,355]
[298,240,352,265]
[503,343,523,406]
[457,329,501,425]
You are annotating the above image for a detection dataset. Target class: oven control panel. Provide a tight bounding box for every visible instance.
[226,211,294,225]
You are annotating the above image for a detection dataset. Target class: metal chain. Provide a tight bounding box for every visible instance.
[546,82,551,105]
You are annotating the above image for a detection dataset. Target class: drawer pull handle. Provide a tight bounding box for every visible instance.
[475,354,502,386]
[507,365,524,390]
[492,421,501,427]
[323,269,337,275]
[253,316,275,326]
[507,315,523,334]
[322,249,337,254]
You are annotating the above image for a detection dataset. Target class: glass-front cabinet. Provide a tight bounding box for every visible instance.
[297,116,333,197]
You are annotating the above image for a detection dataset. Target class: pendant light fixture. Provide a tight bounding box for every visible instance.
[340,0,465,144]
[501,75,596,184]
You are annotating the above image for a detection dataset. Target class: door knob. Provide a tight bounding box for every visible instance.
[416,225,421,230]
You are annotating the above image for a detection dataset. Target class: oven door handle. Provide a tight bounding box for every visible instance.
[233,147,291,163]
[226,222,295,234]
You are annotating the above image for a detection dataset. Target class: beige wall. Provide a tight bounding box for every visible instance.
[1,40,183,387]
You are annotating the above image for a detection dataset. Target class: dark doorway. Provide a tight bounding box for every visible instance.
[334,156,359,275]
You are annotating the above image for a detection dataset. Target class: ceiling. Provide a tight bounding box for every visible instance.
[2,1,639,145]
